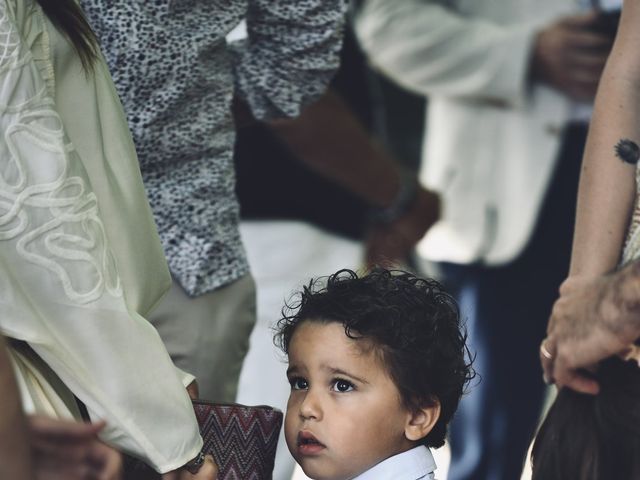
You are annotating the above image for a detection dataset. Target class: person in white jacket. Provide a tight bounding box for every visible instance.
[355,1,618,478]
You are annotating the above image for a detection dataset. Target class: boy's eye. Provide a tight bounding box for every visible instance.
[331,378,355,393]
[289,377,309,390]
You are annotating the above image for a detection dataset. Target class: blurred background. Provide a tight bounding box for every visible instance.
[231,1,621,479]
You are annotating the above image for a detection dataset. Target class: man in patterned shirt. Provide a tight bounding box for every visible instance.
[81,1,347,401]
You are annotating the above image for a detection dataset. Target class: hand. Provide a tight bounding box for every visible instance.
[532,11,613,101]
[365,187,440,266]
[542,270,640,394]
[186,380,199,400]
[161,455,218,480]
[29,415,123,480]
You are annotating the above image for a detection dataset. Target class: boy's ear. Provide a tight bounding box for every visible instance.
[405,399,441,442]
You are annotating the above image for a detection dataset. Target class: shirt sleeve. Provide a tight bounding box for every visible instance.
[0,2,202,473]
[230,0,347,120]
[354,0,539,106]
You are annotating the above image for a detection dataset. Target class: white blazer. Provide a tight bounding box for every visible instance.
[356,0,583,265]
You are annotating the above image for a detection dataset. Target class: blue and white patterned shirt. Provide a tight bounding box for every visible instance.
[81,1,346,296]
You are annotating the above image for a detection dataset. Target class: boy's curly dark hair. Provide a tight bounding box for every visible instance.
[274,267,475,448]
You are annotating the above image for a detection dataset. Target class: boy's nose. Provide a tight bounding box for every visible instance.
[299,389,322,421]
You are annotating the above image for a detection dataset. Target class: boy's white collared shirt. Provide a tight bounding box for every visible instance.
[352,446,437,480]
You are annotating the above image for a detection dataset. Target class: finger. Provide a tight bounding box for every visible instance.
[186,380,199,400]
[30,416,105,441]
[563,66,607,93]
[557,368,600,395]
[539,339,555,384]
[203,455,219,479]
[32,440,92,463]
[553,356,600,395]
[560,10,601,28]
[565,52,608,74]
[558,278,573,295]
[178,456,218,480]
[29,415,104,436]
[34,456,89,480]
[562,82,599,102]
[89,443,123,480]
[565,74,601,92]
[540,352,554,384]
[563,30,613,50]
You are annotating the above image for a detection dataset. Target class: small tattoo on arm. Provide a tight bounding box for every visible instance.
[615,139,640,165]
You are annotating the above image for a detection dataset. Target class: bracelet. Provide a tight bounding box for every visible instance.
[369,170,419,225]
[184,451,206,474]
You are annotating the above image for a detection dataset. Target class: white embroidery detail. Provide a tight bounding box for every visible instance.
[0,4,122,304]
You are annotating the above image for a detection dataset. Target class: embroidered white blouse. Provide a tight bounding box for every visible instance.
[0,0,202,473]
[353,446,437,480]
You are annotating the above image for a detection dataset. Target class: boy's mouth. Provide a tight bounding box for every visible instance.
[297,431,326,455]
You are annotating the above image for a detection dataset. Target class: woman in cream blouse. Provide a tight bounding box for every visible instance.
[0,1,214,476]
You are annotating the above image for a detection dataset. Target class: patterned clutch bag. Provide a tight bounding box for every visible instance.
[125,400,283,479]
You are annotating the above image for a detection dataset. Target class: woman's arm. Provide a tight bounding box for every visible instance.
[543,0,640,394]
[568,0,640,277]
[0,336,33,480]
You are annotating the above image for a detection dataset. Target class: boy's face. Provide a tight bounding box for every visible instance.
[285,321,416,480]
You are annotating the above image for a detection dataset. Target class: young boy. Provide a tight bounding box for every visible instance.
[275,267,474,480]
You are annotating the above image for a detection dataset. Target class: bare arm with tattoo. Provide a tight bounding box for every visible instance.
[543,0,640,394]
[567,3,640,278]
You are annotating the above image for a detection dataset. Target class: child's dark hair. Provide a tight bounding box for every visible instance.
[275,267,475,448]
[531,357,640,479]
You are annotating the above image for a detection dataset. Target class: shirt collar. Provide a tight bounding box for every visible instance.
[352,446,437,480]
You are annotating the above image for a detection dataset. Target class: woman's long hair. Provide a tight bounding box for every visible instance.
[531,357,640,480]
[35,0,99,70]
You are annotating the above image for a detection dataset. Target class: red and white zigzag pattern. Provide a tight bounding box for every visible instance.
[194,402,283,480]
